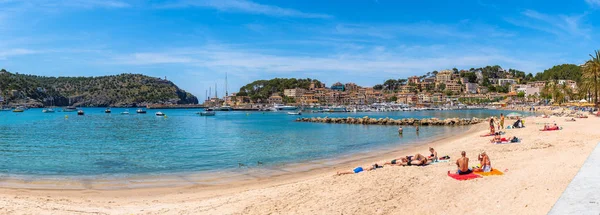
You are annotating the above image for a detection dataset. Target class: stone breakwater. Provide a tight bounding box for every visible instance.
[295,116,484,126]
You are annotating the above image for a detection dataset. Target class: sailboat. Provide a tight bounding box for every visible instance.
[213,73,234,111]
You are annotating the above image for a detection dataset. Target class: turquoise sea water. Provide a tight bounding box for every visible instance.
[0,108,524,178]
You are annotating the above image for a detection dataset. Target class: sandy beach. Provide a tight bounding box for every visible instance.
[1,115,598,215]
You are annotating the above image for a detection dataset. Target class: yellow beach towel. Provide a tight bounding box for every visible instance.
[474,168,504,176]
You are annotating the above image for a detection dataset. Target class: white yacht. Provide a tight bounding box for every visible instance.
[270,104,297,111]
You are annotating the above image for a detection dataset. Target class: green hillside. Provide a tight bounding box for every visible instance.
[0,69,198,107]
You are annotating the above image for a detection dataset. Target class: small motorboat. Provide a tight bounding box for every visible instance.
[105,108,111,113]
[287,111,302,115]
[155,111,165,116]
[13,107,24,112]
[121,109,130,115]
[136,108,147,114]
[63,107,77,112]
[199,111,216,116]
[77,110,85,115]
[42,108,55,113]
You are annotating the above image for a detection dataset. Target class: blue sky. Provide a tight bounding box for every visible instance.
[1,0,599,101]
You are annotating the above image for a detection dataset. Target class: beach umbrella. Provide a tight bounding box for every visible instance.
[580,99,587,103]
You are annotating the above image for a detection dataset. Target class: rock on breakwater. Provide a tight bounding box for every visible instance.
[295,116,483,126]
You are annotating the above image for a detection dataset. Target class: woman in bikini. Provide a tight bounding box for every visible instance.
[428,147,438,162]
[473,152,492,172]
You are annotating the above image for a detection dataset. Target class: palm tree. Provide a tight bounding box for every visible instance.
[583,50,600,107]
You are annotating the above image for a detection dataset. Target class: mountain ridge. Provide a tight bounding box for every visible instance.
[0,69,198,107]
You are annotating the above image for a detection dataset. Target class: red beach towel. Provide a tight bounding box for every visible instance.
[447,171,481,181]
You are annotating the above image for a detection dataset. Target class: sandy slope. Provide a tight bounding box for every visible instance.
[0,116,598,215]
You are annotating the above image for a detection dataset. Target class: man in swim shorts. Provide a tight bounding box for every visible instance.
[336,163,382,175]
[456,151,472,175]
[384,157,410,166]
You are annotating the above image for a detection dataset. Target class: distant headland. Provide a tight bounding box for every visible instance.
[0,69,198,107]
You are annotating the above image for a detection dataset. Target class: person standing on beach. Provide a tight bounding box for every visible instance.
[499,113,505,130]
[456,151,471,175]
[489,117,495,134]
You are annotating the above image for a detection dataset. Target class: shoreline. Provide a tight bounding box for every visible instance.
[2,116,598,214]
[0,124,478,190]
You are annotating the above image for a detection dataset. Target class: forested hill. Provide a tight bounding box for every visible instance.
[0,69,198,107]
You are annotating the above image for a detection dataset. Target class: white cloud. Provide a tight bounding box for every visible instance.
[0,0,130,10]
[333,21,514,40]
[0,48,38,60]
[159,0,332,19]
[508,10,591,39]
[109,44,542,79]
[585,0,600,7]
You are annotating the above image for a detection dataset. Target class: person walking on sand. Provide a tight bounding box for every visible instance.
[488,117,496,134]
[499,113,505,130]
[456,151,472,175]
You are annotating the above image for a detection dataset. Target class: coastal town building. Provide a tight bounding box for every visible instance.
[465,83,478,94]
[496,79,517,86]
[408,76,420,84]
[345,83,358,91]
[445,83,462,93]
[331,82,345,91]
[436,70,453,83]
[267,94,282,104]
[515,85,541,97]
[284,88,306,99]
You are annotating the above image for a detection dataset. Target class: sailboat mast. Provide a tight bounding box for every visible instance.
[215,83,218,99]
[225,73,228,97]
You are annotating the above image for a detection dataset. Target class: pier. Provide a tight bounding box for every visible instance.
[295,116,484,126]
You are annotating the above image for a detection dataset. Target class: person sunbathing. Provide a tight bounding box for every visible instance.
[384,157,410,166]
[473,152,492,172]
[337,163,382,175]
[490,133,502,143]
[407,153,429,166]
[456,151,472,175]
[428,147,438,162]
[566,118,576,122]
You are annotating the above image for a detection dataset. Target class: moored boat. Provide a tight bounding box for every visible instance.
[121,109,130,115]
[270,104,297,111]
[213,106,233,111]
[136,108,147,114]
[287,111,302,115]
[105,108,111,113]
[42,108,55,113]
[63,107,77,112]
[155,111,165,116]
[77,110,85,115]
[199,111,216,116]
[13,107,25,112]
